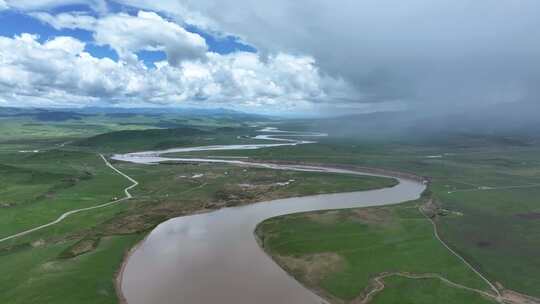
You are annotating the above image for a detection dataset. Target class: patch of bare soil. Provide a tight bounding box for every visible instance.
[350,208,392,226]
[476,240,492,248]
[276,253,345,286]
[515,212,540,220]
[59,237,100,258]
[213,183,296,207]
[499,284,540,304]
[213,185,260,206]
[0,202,15,208]
[305,211,341,225]
[31,239,46,247]
[41,260,64,272]
[101,214,166,235]
[420,199,440,218]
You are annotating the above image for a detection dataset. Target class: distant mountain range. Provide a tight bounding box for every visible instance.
[0,106,270,122]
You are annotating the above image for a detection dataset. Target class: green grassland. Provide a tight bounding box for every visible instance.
[0,120,394,303]
[1,112,540,302]
[371,276,495,304]
[0,150,130,238]
[1,234,140,304]
[73,126,276,152]
[0,116,146,144]
[256,202,496,303]
[112,161,397,219]
[0,109,262,147]
[186,135,540,297]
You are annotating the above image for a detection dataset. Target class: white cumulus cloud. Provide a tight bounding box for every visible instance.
[110,0,540,113]
[33,10,208,66]
[0,0,8,10]
[31,11,98,31]
[6,0,107,14]
[0,33,352,112]
[95,11,208,65]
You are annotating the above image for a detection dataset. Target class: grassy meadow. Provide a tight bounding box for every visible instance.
[1,110,539,302]
[206,135,540,298]
[371,276,495,304]
[256,201,496,303]
[0,116,395,304]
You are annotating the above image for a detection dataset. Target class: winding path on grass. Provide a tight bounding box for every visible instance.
[0,154,138,244]
[115,128,532,304]
[112,129,433,304]
[358,271,498,304]
[0,128,319,244]
[0,128,510,303]
[114,128,528,304]
[419,203,501,298]
[447,183,540,194]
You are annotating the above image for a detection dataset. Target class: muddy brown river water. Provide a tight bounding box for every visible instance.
[113,130,426,304]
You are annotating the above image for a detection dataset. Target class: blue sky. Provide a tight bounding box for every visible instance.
[0,4,255,68]
[0,0,333,114]
[4,0,532,116]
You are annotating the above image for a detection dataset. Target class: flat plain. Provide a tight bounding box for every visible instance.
[0,114,395,303]
[1,111,539,303]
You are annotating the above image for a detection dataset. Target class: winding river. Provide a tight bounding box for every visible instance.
[112,128,426,304]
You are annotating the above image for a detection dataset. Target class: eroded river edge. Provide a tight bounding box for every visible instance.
[112,130,427,304]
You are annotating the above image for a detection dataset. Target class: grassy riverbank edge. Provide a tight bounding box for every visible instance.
[253,187,507,304]
[108,162,404,303]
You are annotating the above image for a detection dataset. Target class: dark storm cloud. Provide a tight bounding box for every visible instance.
[3,0,540,116]
[152,0,540,112]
